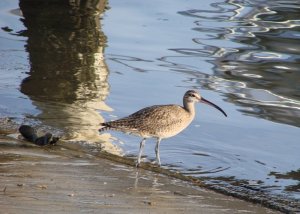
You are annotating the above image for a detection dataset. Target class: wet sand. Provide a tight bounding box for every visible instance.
[0,135,278,214]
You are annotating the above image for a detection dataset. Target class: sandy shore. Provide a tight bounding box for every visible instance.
[0,134,279,214]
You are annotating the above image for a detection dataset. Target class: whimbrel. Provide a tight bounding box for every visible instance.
[99,90,227,166]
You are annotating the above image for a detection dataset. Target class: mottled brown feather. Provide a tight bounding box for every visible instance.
[100,104,193,138]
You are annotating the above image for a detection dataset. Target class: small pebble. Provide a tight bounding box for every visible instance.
[143,200,154,206]
[37,185,48,189]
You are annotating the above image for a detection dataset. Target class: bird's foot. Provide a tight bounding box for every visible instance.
[151,160,161,167]
[135,161,141,168]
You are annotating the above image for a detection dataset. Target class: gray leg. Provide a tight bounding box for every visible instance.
[136,138,146,167]
[155,138,162,166]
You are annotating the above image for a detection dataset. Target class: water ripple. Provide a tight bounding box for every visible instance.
[175,0,300,127]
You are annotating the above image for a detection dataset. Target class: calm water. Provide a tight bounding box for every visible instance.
[0,0,299,204]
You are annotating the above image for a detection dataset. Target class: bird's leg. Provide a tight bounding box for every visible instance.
[155,138,162,166]
[136,138,146,167]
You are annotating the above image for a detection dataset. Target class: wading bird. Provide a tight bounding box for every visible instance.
[99,90,227,167]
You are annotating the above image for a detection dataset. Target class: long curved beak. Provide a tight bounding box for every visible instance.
[201,98,227,117]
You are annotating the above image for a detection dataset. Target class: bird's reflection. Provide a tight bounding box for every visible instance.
[19,0,119,153]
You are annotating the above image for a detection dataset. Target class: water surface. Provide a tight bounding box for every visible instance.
[0,0,299,210]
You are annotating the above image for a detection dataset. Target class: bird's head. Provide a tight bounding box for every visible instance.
[184,90,202,103]
[184,90,227,117]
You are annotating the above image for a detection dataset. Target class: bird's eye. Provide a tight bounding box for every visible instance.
[190,94,195,97]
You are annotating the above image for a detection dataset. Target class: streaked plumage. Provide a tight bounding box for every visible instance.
[99,90,227,166]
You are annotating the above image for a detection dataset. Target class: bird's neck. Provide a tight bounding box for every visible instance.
[183,100,196,117]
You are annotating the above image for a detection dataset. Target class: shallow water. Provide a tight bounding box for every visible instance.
[0,0,299,208]
[0,136,279,214]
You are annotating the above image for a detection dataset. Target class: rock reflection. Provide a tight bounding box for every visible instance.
[19,0,118,153]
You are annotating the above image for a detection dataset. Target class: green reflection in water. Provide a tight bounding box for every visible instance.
[18,0,119,153]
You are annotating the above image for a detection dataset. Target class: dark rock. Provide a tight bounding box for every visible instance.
[19,125,59,146]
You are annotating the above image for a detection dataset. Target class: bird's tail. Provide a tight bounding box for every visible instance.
[99,123,112,132]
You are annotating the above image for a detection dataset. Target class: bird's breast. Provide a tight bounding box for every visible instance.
[154,116,194,138]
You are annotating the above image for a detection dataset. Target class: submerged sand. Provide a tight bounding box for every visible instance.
[0,135,279,214]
